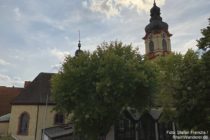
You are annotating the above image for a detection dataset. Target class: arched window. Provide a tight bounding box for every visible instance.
[162,39,167,51]
[54,113,64,125]
[149,41,154,53]
[18,112,29,135]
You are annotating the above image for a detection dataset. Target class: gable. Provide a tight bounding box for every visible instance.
[12,73,56,105]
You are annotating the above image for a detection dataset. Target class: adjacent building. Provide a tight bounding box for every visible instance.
[8,73,67,140]
[0,86,22,136]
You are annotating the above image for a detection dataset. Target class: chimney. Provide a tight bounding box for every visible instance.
[24,81,31,88]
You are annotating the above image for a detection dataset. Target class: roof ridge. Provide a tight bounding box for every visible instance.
[11,72,55,105]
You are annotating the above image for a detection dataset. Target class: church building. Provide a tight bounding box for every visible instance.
[0,1,175,140]
[8,73,69,140]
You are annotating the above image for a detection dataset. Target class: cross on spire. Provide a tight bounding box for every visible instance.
[79,30,80,42]
[78,30,81,50]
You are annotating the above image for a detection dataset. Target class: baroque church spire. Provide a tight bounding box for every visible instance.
[145,1,168,34]
[143,1,172,59]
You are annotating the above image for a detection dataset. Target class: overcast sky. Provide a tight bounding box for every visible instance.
[0,0,210,87]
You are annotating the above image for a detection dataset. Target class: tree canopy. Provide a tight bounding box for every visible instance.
[51,41,156,140]
[174,50,210,131]
[151,50,210,131]
[149,49,210,130]
[151,53,182,122]
[197,18,210,50]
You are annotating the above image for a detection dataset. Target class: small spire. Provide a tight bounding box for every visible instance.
[154,0,156,6]
[78,30,81,50]
[75,30,83,56]
[79,30,80,41]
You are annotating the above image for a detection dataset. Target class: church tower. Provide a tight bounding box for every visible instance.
[143,1,172,59]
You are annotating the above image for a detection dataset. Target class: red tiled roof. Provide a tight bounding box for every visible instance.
[0,86,23,116]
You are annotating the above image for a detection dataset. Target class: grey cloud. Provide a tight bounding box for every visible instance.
[87,0,166,17]
[0,0,209,87]
[0,74,24,87]
[0,59,10,66]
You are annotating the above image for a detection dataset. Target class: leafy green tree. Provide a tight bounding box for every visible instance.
[51,41,156,140]
[200,51,210,130]
[197,18,210,50]
[168,18,210,130]
[151,53,183,122]
[153,53,182,107]
[175,50,209,131]
[151,50,210,130]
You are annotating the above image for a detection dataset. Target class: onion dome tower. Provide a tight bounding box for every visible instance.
[75,31,83,56]
[143,0,172,59]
